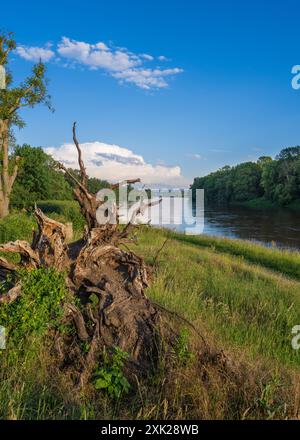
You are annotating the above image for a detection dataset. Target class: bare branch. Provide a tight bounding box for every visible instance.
[73,122,88,185]
[111,178,141,190]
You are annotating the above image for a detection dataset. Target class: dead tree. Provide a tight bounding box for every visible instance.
[0,123,165,382]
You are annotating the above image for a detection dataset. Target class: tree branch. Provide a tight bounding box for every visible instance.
[111,178,141,190]
[8,83,35,116]
[73,122,88,185]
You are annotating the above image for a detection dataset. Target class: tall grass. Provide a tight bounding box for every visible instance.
[138,228,300,366]
[0,223,300,419]
[0,212,36,243]
[167,230,300,281]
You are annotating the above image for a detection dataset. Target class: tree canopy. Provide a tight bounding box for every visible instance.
[10,143,111,208]
[191,146,300,206]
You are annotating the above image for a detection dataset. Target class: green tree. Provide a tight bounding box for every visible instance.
[257,156,272,166]
[232,162,262,202]
[0,32,51,217]
[276,146,300,161]
[87,177,111,194]
[11,144,73,208]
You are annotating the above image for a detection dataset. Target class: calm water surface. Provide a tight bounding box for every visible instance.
[158,199,300,251]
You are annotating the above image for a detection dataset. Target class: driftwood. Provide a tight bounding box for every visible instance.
[0,122,165,383]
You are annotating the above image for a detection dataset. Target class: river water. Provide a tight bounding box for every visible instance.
[133,197,300,251]
[196,205,300,251]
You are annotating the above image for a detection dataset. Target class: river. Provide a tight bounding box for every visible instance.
[135,197,300,251]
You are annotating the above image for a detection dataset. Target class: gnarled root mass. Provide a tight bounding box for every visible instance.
[0,123,168,386]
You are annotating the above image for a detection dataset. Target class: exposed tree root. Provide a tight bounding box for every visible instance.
[0,283,22,304]
[0,122,171,386]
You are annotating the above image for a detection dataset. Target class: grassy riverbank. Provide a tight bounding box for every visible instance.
[0,210,300,419]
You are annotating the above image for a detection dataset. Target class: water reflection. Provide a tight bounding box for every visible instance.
[162,198,300,251]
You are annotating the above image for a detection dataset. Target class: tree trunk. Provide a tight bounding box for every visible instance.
[0,196,9,219]
[0,119,19,219]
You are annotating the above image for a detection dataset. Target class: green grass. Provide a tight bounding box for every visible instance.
[0,202,84,249]
[166,230,300,281]
[0,212,36,244]
[0,268,71,420]
[135,227,300,367]
[1,219,300,419]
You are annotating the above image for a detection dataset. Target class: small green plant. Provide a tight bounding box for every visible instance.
[256,376,285,419]
[94,346,131,400]
[174,327,194,365]
[0,267,67,344]
[81,341,90,354]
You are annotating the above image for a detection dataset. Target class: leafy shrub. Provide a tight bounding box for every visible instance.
[94,347,131,399]
[0,268,67,343]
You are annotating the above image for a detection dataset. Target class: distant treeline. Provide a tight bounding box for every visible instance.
[10,144,111,209]
[191,146,300,207]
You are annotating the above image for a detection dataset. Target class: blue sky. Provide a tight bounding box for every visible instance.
[3,0,300,186]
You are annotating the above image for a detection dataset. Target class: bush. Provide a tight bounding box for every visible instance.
[0,268,67,343]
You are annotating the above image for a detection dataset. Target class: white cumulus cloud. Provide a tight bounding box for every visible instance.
[44,141,187,186]
[57,37,140,71]
[15,45,55,62]
[16,37,183,91]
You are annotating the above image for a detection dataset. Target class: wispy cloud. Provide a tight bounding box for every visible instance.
[140,53,154,61]
[112,67,183,90]
[158,55,169,62]
[186,153,203,160]
[16,37,183,91]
